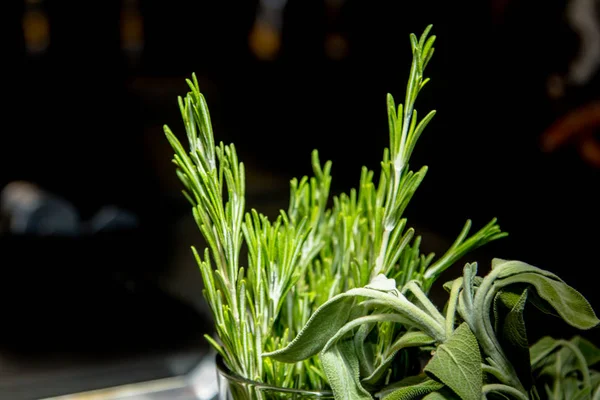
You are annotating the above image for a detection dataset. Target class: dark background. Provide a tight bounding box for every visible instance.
[1,0,599,397]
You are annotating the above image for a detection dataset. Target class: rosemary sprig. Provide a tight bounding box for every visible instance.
[164,77,333,389]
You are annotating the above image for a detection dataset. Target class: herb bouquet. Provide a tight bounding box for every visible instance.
[164,26,600,400]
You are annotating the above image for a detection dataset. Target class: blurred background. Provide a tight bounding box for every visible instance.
[1,0,599,398]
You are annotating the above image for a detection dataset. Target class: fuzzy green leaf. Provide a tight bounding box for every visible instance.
[323,314,412,354]
[591,372,600,400]
[547,336,600,378]
[530,336,561,368]
[571,336,600,368]
[493,287,523,332]
[442,276,482,293]
[422,388,460,399]
[355,323,376,378]
[495,287,532,388]
[534,336,599,384]
[363,330,435,385]
[262,293,356,362]
[377,376,444,400]
[424,322,482,400]
[530,336,598,399]
[570,383,591,400]
[367,274,400,293]
[488,259,599,331]
[496,270,599,330]
[266,285,446,364]
[321,340,373,400]
[421,393,452,400]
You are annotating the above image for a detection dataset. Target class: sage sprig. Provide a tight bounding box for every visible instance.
[266,259,599,399]
[530,335,600,399]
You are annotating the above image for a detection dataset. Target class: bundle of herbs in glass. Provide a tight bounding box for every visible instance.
[164,26,600,400]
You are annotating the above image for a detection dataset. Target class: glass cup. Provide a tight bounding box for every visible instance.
[215,355,334,400]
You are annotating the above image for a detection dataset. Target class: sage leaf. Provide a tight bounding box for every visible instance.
[495,287,532,388]
[321,339,373,400]
[442,276,482,293]
[593,385,600,400]
[569,381,591,400]
[363,330,435,386]
[529,385,542,400]
[375,375,434,398]
[461,263,478,312]
[531,336,597,399]
[355,323,376,378]
[323,314,412,354]
[483,393,511,400]
[571,335,600,368]
[262,293,356,362]
[530,336,561,368]
[442,278,459,294]
[482,383,531,400]
[265,283,447,364]
[367,274,400,293]
[527,289,560,317]
[591,370,600,392]
[422,389,459,400]
[343,287,446,341]
[550,337,594,385]
[544,336,598,378]
[493,286,525,332]
[496,271,600,330]
[424,322,482,400]
[491,258,506,269]
[376,376,443,400]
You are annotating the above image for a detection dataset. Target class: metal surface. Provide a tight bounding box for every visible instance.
[41,351,219,400]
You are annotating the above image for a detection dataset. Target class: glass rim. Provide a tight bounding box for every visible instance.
[215,354,334,396]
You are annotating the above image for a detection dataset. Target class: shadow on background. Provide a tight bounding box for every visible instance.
[1,0,599,397]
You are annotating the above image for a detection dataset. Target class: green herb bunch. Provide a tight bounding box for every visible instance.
[165,25,599,400]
